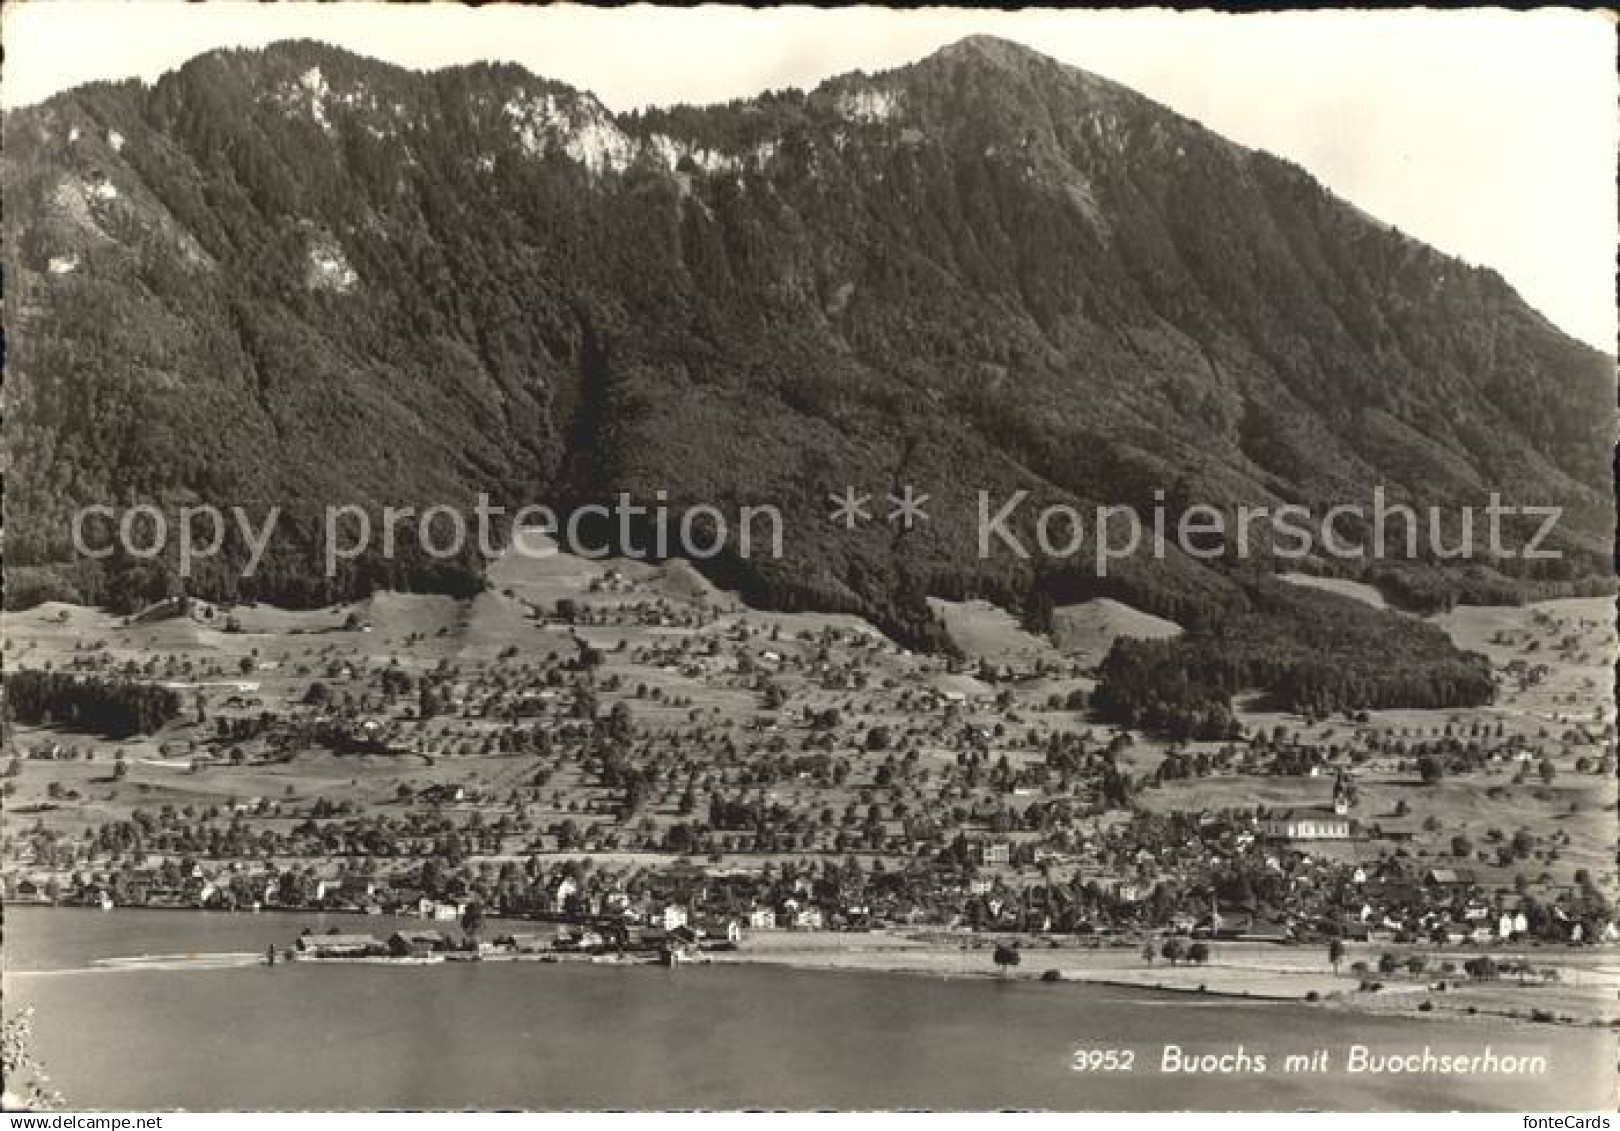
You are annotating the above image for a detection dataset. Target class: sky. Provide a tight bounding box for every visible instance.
[3,3,1615,350]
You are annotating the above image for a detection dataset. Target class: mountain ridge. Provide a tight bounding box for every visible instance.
[3,36,1612,664]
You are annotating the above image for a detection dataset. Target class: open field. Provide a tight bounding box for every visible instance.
[1050,597,1183,667]
[926,598,1065,670]
[718,929,1620,1025]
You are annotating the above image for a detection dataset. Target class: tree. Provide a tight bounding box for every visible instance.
[1187,942,1210,965]
[1418,755,1444,784]
[992,943,1021,977]
[419,681,441,720]
[1328,937,1346,973]
[6,671,181,738]
[1161,937,1187,966]
[460,901,485,950]
[606,701,633,741]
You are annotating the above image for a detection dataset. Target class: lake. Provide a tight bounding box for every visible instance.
[4,908,1614,1110]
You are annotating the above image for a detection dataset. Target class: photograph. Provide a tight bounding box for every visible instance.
[1,2,1616,1114]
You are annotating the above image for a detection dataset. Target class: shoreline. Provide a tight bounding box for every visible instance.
[17,943,1604,1033]
[9,907,1617,1030]
[707,931,1620,1030]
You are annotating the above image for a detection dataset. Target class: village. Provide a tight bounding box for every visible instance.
[3,548,1617,1012]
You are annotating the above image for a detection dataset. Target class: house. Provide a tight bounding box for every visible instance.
[977,842,1011,866]
[552,876,578,914]
[657,904,689,931]
[1114,881,1146,904]
[381,887,425,914]
[419,898,465,921]
[1234,915,1293,944]
[792,905,825,930]
[698,919,745,944]
[622,926,670,952]
[571,928,607,951]
[747,907,778,930]
[295,933,382,959]
[387,930,451,957]
[1156,911,1191,935]
[316,877,375,907]
[1423,869,1477,890]
[1258,809,1354,841]
[552,928,590,952]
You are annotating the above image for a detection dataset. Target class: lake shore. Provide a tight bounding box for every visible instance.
[713,929,1620,1028]
[10,906,1617,1030]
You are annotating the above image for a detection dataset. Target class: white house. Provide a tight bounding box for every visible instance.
[1497,912,1529,939]
[978,842,1011,866]
[1258,809,1354,841]
[553,876,578,914]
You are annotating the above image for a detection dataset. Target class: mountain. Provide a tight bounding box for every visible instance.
[3,37,1612,705]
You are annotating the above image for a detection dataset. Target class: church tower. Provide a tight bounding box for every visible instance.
[1332,772,1351,816]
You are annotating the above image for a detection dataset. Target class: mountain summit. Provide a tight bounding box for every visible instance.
[3,36,1611,644]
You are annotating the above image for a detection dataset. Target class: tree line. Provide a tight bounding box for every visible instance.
[7,670,182,738]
